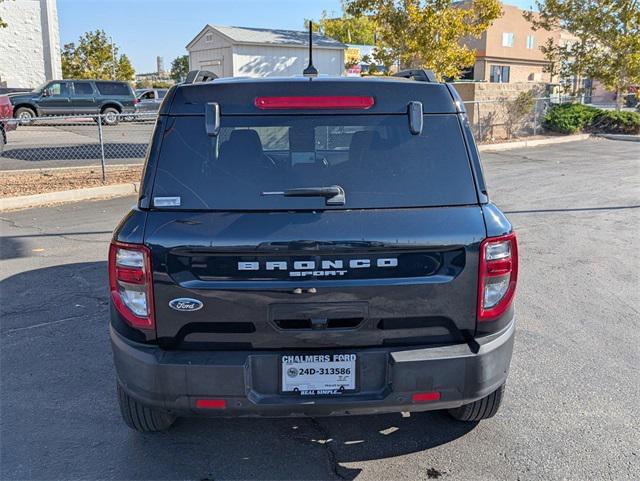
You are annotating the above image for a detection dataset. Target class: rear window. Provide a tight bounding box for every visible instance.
[151,114,477,210]
[95,82,132,96]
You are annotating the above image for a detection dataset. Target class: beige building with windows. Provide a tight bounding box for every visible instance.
[463,2,562,83]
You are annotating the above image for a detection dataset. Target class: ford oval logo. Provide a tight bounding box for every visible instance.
[169,298,203,312]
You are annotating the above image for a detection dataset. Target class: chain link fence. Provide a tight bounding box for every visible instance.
[0,113,156,178]
[463,96,578,143]
[0,98,582,177]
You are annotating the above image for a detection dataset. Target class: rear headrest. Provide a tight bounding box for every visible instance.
[219,129,264,163]
[228,129,263,152]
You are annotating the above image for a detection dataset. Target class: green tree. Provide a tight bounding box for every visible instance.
[170,55,190,82]
[345,0,502,80]
[61,30,135,81]
[525,0,640,110]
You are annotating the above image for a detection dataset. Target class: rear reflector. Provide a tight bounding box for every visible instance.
[412,391,441,403]
[195,399,227,409]
[254,96,375,110]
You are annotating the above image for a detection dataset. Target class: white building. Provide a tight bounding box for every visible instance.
[186,25,345,78]
[0,0,62,89]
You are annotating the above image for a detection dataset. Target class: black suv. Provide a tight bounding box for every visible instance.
[109,72,518,432]
[8,80,136,125]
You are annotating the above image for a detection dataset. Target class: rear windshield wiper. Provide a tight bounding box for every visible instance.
[261,185,346,206]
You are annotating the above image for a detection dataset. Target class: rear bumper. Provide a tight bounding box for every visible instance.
[111,320,515,417]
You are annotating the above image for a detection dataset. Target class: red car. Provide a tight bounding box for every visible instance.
[0,95,16,153]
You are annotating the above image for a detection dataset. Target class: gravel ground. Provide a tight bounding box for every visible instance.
[0,138,638,481]
[0,165,142,197]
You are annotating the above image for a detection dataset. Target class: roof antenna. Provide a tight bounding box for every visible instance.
[303,20,318,78]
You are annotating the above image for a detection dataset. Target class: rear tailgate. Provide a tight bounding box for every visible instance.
[147,207,485,349]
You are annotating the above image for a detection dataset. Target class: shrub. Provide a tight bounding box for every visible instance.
[590,110,640,135]
[504,91,535,139]
[543,103,600,134]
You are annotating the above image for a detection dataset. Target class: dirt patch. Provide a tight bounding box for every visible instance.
[0,165,143,197]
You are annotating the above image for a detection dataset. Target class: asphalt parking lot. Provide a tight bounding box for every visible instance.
[1,138,639,480]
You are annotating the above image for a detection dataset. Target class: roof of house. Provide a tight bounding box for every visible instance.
[187,24,346,50]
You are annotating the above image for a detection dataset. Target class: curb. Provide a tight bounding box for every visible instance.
[0,182,139,211]
[594,133,640,142]
[478,134,591,152]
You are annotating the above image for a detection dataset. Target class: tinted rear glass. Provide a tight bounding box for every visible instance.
[152,114,477,210]
[95,82,131,96]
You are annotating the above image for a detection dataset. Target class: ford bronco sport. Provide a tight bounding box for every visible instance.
[109,70,517,432]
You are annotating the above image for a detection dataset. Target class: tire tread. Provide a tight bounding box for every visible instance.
[448,384,505,422]
[117,384,175,432]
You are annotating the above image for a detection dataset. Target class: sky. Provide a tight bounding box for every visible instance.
[57,0,537,73]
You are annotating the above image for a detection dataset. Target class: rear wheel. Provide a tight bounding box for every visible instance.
[0,126,5,154]
[101,107,120,125]
[117,384,176,432]
[15,107,36,125]
[448,384,505,422]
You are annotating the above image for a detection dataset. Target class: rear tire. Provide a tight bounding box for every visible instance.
[101,107,120,126]
[117,384,176,432]
[448,384,505,421]
[0,127,5,155]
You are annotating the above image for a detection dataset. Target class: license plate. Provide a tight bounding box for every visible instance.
[281,354,356,395]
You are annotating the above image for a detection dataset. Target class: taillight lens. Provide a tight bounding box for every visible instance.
[254,96,375,110]
[108,241,155,330]
[478,232,518,321]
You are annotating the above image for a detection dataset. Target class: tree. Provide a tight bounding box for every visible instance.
[170,55,189,82]
[525,0,640,110]
[61,30,135,81]
[313,2,378,45]
[345,0,502,80]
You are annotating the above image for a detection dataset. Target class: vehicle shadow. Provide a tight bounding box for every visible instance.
[0,142,148,161]
[1,262,477,481]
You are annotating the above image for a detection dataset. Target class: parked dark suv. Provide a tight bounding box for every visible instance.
[110,71,518,432]
[8,80,136,125]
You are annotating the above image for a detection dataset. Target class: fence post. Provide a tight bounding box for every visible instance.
[476,102,481,140]
[533,98,539,136]
[96,114,106,182]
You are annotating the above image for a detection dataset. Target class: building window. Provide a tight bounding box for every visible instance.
[502,32,514,47]
[490,65,510,83]
[526,35,535,49]
[205,33,213,42]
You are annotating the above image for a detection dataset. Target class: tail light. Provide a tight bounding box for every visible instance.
[133,98,140,105]
[478,232,518,322]
[108,241,154,330]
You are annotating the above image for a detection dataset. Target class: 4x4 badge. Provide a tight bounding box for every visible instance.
[169,298,203,312]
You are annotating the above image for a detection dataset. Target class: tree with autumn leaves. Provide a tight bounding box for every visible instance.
[341,0,502,80]
[525,0,640,110]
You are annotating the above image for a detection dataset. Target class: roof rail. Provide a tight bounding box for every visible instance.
[393,69,437,83]
[183,69,218,84]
